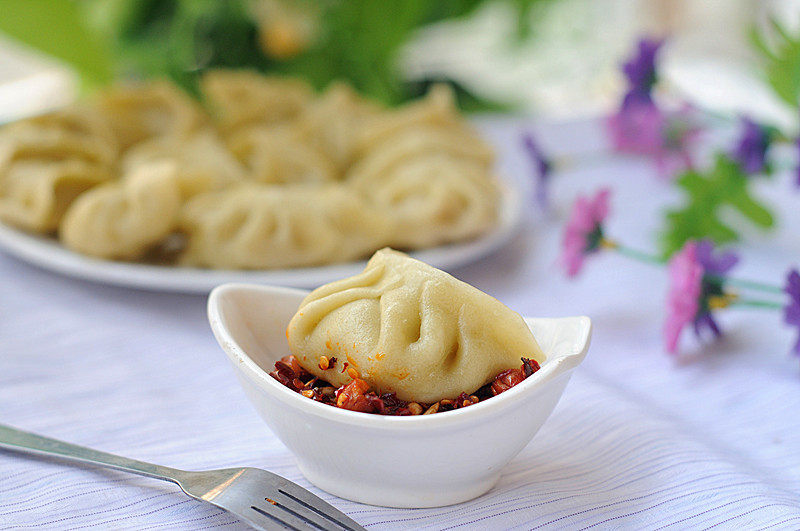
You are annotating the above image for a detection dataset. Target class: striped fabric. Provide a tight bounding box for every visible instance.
[1,119,799,529]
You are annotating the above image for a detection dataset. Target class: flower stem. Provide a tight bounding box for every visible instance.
[698,109,793,144]
[603,240,666,265]
[730,298,784,310]
[717,276,785,295]
[601,240,787,300]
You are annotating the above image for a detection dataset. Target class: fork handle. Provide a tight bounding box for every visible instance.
[0,423,184,484]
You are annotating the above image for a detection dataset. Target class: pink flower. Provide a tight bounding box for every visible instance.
[607,98,696,179]
[664,241,703,353]
[663,240,733,355]
[561,188,611,277]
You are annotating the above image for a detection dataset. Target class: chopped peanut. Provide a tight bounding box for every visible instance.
[408,402,423,415]
[318,356,330,370]
[424,402,440,415]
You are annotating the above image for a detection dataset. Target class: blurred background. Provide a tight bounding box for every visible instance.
[1,0,799,128]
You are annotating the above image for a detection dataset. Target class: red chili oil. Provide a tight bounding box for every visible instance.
[269,355,540,415]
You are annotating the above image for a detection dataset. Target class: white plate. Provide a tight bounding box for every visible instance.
[0,178,523,293]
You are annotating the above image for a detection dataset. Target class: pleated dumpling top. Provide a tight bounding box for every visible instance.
[287,248,544,403]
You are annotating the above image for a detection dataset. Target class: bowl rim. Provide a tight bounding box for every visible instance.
[208,282,591,431]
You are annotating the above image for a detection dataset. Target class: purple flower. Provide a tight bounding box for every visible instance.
[609,37,696,179]
[521,132,552,209]
[622,38,663,97]
[693,240,739,342]
[784,269,800,355]
[621,88,654,108]
[695,240,738,339]
[732,117,773,174]
[607,99,696,179]
[796,134,800,187]
[696,239,739,276]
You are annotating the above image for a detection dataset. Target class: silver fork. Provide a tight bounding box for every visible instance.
[0,423,366,531]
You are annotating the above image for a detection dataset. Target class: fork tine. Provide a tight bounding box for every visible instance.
[244,507,301,531]
[272,481,367,531]
[269,490,347,531]
[257,494,340,531]
[246,501,319,530]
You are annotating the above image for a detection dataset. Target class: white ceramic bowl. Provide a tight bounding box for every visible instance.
[208,283,592,508]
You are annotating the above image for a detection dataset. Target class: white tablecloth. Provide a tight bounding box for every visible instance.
[1,119,799,530]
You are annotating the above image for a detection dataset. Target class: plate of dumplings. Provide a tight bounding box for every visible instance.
[0,71,522,293]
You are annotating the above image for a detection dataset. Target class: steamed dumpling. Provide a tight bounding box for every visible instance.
[227,126,336,184]
[293,82,380,172]
[346,84,498,249]
[0,160,110,233]
[59,162,181,259]
[347,125,493,187]
[121,130,246,197]
[179,184,392,269]
[350,154,499,249]
[354,84,488,158]
[287,248,544,403]
[7,107,118,167]
[200,70,313,133]
[0,107,117,233]
[0,120,116,171]
[95,81,204,149]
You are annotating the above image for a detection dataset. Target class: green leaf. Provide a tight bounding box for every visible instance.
[83,0,549,110]
[0,0,113,87]
[3,0,553,109]
[751,18,800,108]
[99,0,268,95]
[727,190,775,228]
[749,25,774,60]
[660,153,776,257]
